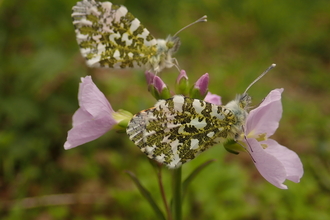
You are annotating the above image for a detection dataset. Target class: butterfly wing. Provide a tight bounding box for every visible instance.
[72,0,158,69]
[127,95,238,168]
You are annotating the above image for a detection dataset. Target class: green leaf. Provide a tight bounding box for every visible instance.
[125,171,166,220]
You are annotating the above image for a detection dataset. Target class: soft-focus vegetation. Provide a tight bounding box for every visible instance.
[1,0,330,219]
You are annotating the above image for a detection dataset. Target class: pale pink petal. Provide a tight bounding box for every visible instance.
[204,92,222,105]
[247,138,288,189]
[64,76,116,150]
[64,109,115,149]
[263,139,303,183]
[246,88,283,137]
[78,76,114,118]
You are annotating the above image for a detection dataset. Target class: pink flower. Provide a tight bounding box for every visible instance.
[242,88,303,189]
[64,76,118,149]
[204,92,222,105]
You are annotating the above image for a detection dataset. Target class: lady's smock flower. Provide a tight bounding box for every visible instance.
[241,88,303,189]
[64,76,129,149]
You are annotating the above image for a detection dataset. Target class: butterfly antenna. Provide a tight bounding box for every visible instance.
[173,15,207,37]
[243,63,276,95]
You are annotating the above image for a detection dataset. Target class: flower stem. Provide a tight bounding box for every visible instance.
[157,166,172,220]
[172,167,182,220]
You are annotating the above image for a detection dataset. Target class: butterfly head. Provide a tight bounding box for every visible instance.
[225,94,251,127]
[166,35,181,54]
[238,93,252,110]
[149,37,181,73]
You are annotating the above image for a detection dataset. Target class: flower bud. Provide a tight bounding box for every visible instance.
[190,73,209,99]
[145,71,171,100]
[175,70,189,95]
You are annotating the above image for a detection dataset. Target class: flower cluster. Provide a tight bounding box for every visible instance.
[64,71,303,189]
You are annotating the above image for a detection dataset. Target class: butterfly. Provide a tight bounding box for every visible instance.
[126,64,276,168]
[72,0,206,74]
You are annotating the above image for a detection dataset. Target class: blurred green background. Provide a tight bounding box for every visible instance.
[1,0,330,219]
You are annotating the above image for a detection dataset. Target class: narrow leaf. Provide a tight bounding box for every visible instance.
[125,171,166,220]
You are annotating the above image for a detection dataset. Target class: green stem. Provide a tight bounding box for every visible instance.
[157,166,172,220]
[172,167,182,220]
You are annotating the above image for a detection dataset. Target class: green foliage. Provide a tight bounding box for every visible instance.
[1,0,330,219]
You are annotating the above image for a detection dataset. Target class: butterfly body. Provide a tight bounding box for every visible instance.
[72,0,180,73]
[126,95,250,168]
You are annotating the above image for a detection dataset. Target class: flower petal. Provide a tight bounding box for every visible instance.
[246,88,284,137]
[246,138,288,189]
[78,76,114,119]
[204,92,222,105]
[64,109,115,149]
[263,139,304,183]
[64,76,116,149]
